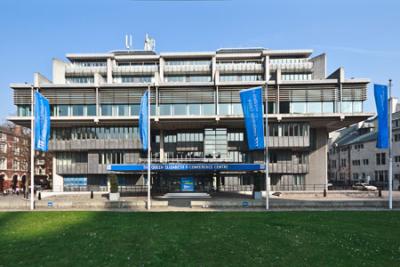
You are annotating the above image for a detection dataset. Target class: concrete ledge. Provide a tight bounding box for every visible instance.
[34,200,169,210]
[191,199,400,209]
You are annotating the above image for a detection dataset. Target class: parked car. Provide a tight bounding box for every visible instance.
[352,183,378,191]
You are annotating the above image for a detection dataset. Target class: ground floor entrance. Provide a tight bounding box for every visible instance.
[153,173,214,193]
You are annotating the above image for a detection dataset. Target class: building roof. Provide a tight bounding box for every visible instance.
[341,131,377,146]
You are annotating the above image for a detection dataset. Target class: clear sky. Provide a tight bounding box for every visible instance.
[0,0,399,122]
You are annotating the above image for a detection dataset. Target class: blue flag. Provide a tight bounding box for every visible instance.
[240,87,265,150]
[139,90,149,151]
[374,84,389,149]
[34,91,50,151]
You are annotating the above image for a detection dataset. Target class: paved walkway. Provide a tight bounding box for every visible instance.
[1,191,400,211]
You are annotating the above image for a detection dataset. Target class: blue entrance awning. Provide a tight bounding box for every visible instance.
[107,163,265,172]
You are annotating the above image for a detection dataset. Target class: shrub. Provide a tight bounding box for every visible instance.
[109,174,119,193]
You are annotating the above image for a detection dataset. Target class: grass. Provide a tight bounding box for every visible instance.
[0,211,399,267]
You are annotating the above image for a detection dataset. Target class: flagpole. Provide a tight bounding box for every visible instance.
[147,85,151,210]
[388,79,393,210]
[30,86,35,210]
[265,84,270,210]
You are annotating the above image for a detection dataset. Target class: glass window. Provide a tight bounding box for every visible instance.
[130,104,140,116]
[58,105,69,116]
[291,102,306,113]
[173,104,187,115]
[322,102,334,113]
[202,104,215,115]
[188,104,201,115]
[160,104,172,116]
[267,102,275,114]
[341,102,352,113]
[308,102,322,113]
[219,103,231,115]
[232,103,243,115]
[118,104,129,116]
[101,105,113,116]
[353,101,362,113]
[72,105,84,116]
[87,105,96,116]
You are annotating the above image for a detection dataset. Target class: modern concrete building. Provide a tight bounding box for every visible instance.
[328,102,400,190]
[8,46,371,193]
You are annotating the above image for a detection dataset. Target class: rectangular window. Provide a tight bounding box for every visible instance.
[202,104,215,115]
[117,105,129,116]
[353,101,362,113]
[101,105,113,116]
[188,104,201,115]
[58,105,69,116]
[160,104,172,116]
[219,103,231,115]
[291,102,306,113]
[308,102,322,113]
[72,105,84,116]
[322,102,334,113]
[173,104,187,116]
[341,102,353,113]
[130,104,140,116]
[87,105,96,116]
[231,103,243,115]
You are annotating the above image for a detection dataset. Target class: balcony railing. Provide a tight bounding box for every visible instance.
[113,65,158,75]
[269,62,313,71]
[217,63,263,73]
[164,64,211,74]
[65,65,107,75]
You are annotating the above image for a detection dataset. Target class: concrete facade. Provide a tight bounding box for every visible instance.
[8,46,371,192]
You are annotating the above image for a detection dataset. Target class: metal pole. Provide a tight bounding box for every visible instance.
[388,79,393,210]
[265,84,270,210]
[147,85,152,210]
[30,86,35,210]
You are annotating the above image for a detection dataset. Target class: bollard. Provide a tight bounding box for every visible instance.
[323,189,327,197]
[378,188,382,197]
[90,190,94,199]
[38,192,41,200]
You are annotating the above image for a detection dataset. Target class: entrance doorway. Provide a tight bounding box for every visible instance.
[153,174,213,193]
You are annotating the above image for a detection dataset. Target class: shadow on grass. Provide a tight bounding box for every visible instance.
[0,211,399,267]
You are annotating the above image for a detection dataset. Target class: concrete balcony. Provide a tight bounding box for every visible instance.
[268,162,308,173]
[57,163,88,175]
[164,64,211,74]
[268,136,310,148]
[65,65,107,75]
[217,63,264,74]
[269,62,313,71]
[113,65,158,75]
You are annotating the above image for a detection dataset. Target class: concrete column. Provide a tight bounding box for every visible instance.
[107,58,113,84]
[276,69,281,114]
[52,59,66,84]
[159,57,165,82]
[211,56,217,81]
[160,130,165,163]
[307,128,328,187]
[52,157,63,192]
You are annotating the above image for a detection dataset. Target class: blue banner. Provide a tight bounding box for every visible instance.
[107,163,265,172]
[34,91,50,151]
[374,84,389,149]
[180,177,194,192]
[240,87,265,150]
[139,90,149,151]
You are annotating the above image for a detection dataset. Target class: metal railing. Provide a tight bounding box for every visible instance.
[63,185,108,192]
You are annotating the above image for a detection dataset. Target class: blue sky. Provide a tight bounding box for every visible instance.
[0,0,399,122]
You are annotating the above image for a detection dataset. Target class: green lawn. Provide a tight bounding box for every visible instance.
[0,212,399,267]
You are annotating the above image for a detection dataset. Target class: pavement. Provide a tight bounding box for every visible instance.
[0,191,400,211]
